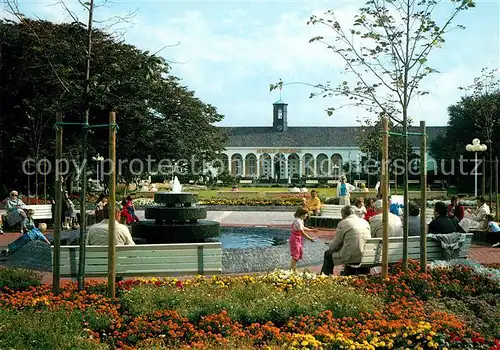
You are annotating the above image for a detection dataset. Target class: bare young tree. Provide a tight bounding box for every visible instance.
[295,0,474,269]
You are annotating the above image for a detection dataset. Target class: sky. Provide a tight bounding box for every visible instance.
[2,0,499,127]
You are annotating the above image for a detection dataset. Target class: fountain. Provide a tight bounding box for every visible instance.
[131,177,220,243]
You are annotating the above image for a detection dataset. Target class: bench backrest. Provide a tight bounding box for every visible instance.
[25,204,52,220]
[357,233,472,267]
[322,205,435,223]
[321,204,343,218]
[52,242,223,277]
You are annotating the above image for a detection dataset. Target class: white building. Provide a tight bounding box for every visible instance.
[216,100,444,180]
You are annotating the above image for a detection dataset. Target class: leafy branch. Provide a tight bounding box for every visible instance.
[304,0,474,123]
[458,67,500,143]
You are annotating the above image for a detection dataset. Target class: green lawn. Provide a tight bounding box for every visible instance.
[195,187,341,199]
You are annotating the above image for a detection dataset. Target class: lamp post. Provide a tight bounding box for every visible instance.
[92,153,104,183]
[465,139,487,197]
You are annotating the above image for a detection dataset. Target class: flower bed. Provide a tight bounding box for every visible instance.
[0,262,499,349]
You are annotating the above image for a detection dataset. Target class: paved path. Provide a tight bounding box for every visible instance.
[135,210,294,226]
[1,210,499,285]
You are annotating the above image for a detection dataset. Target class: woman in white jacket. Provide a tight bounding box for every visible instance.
[337,177,356,206]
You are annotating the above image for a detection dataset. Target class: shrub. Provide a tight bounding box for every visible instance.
[120,278,381,325]
[0,308,107,350]
[0,267,42,290]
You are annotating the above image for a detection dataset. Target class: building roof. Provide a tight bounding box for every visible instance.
[219,126,446,148]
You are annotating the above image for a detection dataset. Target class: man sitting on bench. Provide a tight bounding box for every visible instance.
[320,205,371,276]
[306,190,321,216]
[86,204,135,246]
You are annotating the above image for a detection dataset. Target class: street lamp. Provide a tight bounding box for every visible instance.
[92,153,104,183]
[465,139,487,197]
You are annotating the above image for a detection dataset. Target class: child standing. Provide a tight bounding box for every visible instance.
[290,207,317,271]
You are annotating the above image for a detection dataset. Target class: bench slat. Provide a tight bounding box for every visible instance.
[60,249,222,259]
[59,243,222,251]
[356,234,472,267]
[54,243,222,277]
[59,255,222,266]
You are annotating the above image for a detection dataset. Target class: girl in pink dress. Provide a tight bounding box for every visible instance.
[290,207,317,271]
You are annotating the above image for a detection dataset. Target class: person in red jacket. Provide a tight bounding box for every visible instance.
[364,197,377,222]
[448,196,465,221]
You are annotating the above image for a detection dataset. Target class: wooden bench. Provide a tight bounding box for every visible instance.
[53,242,223,278]
[25,204,53,221]
[216,191,262,198]
[312,205,434,228]
[320,204,343,217]
[239,179,253,184]
[309,205,344,228]
[305,179,319,184]
[351,234,472,269]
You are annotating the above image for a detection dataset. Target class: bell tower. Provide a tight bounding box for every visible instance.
[273,99,288,132]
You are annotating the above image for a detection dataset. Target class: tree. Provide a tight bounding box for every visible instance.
[359,118,415,161]
[458,68,499,201]
[0,19,227,197]
[302,0,474,270]
[430,91,500,191]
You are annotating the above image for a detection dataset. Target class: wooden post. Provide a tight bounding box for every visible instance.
[108,111,117,297]
[381,117,389,278]
[44,164,47,204]
[496,156,499,220]
[419,121,427,272]
[52,113,63,294]
[482,156,486,197]
[394,175,398,195]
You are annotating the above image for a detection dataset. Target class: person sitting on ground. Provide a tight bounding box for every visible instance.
[458,196,490,232]
[231,186,239,192]
[86,203,135,246]
[23,209,36,232]
[364,198,377,222]
[1,223,51,257]
[306,190,321,216]
[5,190,27,232]
[369,199,403,238]
[353,197,367,219]
[320,205,371,275]
[408,201,423,236]
[428,201,455,234]
[448,196,465,222]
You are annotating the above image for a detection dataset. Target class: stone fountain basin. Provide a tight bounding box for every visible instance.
[145,206,207,221]
[131,220,220,244]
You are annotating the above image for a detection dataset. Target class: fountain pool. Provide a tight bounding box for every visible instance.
[211,226,290,249]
